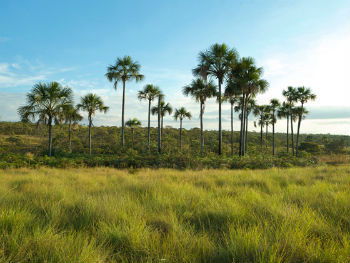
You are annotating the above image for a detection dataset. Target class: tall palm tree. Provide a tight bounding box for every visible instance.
[18,82,73,156]
[138,84,161,150]
[282,86,298,155]
[228,57,268,156]
[183,78,217,154]
[151,100,173,137]
[105,56,144,147]
[125,118,142,149]
[277,102,290,152]
[225,78,241,155]
[174,107,192,150]
[77,94,109,155]
[198,43,238,155]
[295,87,316,156]
[270,99,280,155]
[63,105,83,153]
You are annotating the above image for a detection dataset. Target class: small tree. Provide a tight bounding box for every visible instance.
[18,82,73,156]
[125,118,142,149]
[138,84,161,150]
[174,107,192,150]
[63,105,83,153]
[77,94,109,155]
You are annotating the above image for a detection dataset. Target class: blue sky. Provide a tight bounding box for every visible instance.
[1,0,350,134]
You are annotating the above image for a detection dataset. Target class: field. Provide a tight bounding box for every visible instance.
[0,166,349,263]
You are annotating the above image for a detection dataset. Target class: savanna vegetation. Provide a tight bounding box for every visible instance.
[5,43,345,170]
[0,166,349,262]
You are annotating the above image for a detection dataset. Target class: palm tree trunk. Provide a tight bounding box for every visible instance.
[200,102,204,155]
[260,122,263,149]
[286,115,289,153]
[241,106,246,156]
[239,95,245,156]
[296,103,303,157]
[121,80,126,147]
[88,116,92,155]
[48,117,53,156]
[161,116,164,138]
[272,118,275,155]
[291,115,295,156]
[179,118,183,150]
[157,97,161,154]
[68,121,72,153]
[218,81,222,155]
[265,125,268,148]
[230,103,234,156]
[245,112,248,154]
[147,99,151,151]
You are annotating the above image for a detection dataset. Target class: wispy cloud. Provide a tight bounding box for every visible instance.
[0,61,76,88]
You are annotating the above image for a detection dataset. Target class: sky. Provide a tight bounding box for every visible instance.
[1,0,350,135]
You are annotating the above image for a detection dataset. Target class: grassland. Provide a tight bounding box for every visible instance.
[0,166,349,263]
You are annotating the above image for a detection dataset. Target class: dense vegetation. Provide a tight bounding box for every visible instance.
[0,121,349,169]
[0,166,349,262]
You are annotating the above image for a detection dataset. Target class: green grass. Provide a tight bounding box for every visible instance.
[0,166,349,263]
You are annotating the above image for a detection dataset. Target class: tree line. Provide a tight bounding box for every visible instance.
[18,43,316,157]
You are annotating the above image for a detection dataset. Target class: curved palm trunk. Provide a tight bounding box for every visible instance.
[230,103,234,156]
[68,121,72,153]
[121,80,126,147]
[200,102,204,155]
[179,118,183,151]
[48,117,53,156]
[88,115,92,155]
[157,97,161,154]
[147,99,151,151]
[218,81,222,155]
[295,103,304,157]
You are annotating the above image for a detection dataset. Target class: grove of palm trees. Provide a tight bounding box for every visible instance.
[10,43,324,167]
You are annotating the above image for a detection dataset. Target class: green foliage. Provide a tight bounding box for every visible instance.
[299,142,322,154]
[325,139,346,154]
[0,166,349,262]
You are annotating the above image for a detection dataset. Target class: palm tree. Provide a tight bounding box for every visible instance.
[154,92,164,153]
[18,82,73,156]
[253,105,270,148]
[125,118,142,149]
[282,86,298,155]
[105,56,144,147]
[138,84,161,150]
[295,87,316,156]
[151,100,173,137]
[277,102,290,152]
[225,78,241,155]
[228,57,268,156]
[198,43,238,155]
[174,107,192,150]
[270,99,280,155]
[63,105,83,153]
[183,78,217,154]
[77,94,109,155]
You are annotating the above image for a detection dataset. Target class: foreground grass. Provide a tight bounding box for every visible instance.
[0,166,349,263]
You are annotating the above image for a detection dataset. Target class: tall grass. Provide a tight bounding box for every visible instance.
[0,166,349,262]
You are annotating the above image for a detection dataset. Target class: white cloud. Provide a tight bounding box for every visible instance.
[259,24,350,107]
